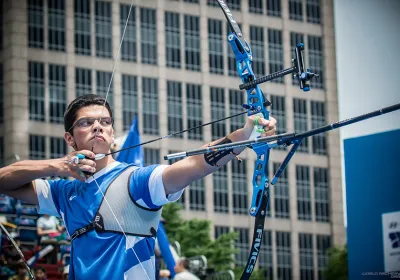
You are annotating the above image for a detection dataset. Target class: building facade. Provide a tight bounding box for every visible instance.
[0,0,345,279]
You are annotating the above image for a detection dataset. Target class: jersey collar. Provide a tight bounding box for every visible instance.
[85,161,122,184]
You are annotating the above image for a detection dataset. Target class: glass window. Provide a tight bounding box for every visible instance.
[29,135,46,159]
[167,81,183,138]
[208,19,224,74]
[189,178,205,211]
[306,0,321,24]
[311,101,326,155]
[276,231,292,280]
[165,12,181,68]
[29,62,45,121]
[273,162,289,218]
[249,0,263,14]
[49,64,67,124]
[234,228,249,266]
[229,89,245,132]
[314,168,330,222]
[267,0,281,17]
[293,98,309,153]
[28,0,44,49]
[213,165,229,213]
[74,0,91,55]
[296,165,312,221]
[232,160,248,215]
[270,95,286,150]
[140,8,157,65]
[122,75,138,131]
[289,0,303,21]
[75,68,92,97]
[184,15,201,71]
[48,0,66,51]
[250,26,266,78]
[299,233,314,280]
[96,70,113,109]
[210,87,226,140]
[120,4,137,62]
[186,84,202,140]
[142,77,159,135]
[268,29,284,83]
[317,235,331,279]
[95,0,112,58]
[259,231,273,280]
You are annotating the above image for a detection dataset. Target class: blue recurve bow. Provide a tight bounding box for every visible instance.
[215,1,317,279]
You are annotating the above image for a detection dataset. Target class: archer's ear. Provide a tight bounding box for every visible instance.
[64,132,75,148]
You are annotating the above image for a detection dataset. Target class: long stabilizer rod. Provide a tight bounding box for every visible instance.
[164,103,400,160]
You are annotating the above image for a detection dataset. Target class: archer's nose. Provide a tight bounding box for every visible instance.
[93,120,104,133]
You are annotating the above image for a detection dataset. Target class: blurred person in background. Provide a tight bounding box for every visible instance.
[7,263,28,280]
[174,258,199,280]
[33,266,47,280]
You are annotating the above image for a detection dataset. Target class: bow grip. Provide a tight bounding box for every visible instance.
[249,112,265,140]
[75,153,95,176]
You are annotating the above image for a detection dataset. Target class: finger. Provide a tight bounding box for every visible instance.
[76,150,96,160]
[79,164,96,174]
[255,117,270,127]
[68,156,80,165]
[263,127,276,137]
[78,159,96,168]
[268,116,277,126]
[266,123,276,132]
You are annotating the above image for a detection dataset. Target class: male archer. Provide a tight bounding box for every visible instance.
[0,94,276,279]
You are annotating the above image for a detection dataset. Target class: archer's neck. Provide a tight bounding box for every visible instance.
[94,155,116,173]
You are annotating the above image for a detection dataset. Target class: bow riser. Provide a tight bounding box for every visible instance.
[226,30,271,218]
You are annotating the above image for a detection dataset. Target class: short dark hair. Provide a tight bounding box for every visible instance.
[64,94,113,133]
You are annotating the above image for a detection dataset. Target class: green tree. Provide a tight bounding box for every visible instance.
[323,245,348,280]
[162,203,238,271]
[162,202,184,242]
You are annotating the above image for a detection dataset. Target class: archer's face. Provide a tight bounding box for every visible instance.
[66,105,114,154]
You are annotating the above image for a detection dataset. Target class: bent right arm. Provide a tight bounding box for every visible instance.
[0,150,96,205]
[0,160,60,205]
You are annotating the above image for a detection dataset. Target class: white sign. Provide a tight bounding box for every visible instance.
[382,211,400,272]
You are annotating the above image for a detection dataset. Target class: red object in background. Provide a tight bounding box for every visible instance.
[48,232,61,238]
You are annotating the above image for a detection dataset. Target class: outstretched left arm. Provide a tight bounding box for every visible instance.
[162,116,277,195]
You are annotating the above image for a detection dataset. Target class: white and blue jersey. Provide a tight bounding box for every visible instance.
[34,161,183,280]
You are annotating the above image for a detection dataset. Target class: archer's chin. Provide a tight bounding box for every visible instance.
[88,140,112,153]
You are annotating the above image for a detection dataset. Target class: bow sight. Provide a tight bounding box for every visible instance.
[239,43,319,92]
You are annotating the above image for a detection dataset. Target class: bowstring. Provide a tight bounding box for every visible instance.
[89,0,152,279]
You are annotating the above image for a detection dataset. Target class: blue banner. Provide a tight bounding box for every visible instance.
[116,117,143,166]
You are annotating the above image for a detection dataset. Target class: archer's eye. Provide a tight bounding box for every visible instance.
[79,119,92,127]
[100,117,113,126]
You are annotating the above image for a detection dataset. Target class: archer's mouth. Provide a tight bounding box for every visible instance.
[91,135,106,141]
